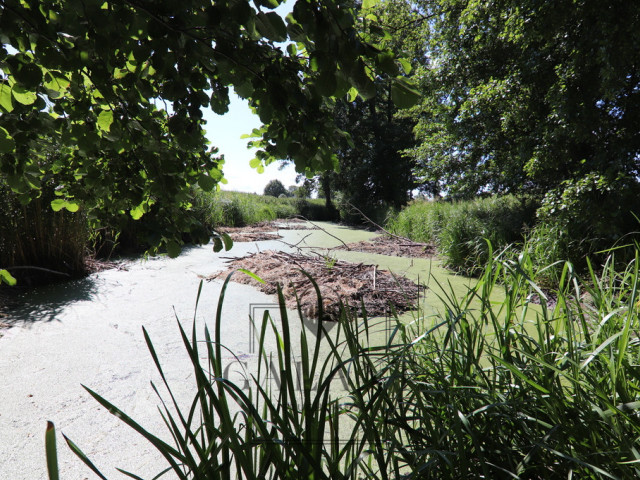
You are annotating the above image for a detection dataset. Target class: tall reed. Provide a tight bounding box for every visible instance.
[0,183,88,283]
[387,195,538,275]
[46,249,640,479]
[190,189,331,231]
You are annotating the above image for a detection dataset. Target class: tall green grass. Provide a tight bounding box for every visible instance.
[46,246,640,479]
[388,195,538,275]
[190,189,331,230]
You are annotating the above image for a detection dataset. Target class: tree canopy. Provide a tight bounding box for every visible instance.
[263,178,287,197]
[312,0,424,222]
[0,0,419,253]
[406,0,640,201]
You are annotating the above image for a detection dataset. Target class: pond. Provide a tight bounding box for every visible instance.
[0,222,476,479]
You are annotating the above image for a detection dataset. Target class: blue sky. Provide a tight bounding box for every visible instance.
[202,95,298,194]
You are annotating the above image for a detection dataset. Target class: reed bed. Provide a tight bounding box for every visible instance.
[0,185,88,283]
[190,189,330,230]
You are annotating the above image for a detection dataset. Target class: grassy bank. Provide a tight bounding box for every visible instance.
[190,189,331,230]
[387,194,640,283]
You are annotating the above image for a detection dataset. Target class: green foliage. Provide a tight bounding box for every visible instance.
[517,222,573,288]
[46,248,640,478]
[263,179,288,198]
[536,173,640,268]
[388,195,538,275]
[322,0,424,223]
[0,268,16,286]
[0,0,420,253]
[406,0,640,202]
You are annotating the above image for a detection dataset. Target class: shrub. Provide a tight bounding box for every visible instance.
[537,173,640,269]
[388,195,538,275]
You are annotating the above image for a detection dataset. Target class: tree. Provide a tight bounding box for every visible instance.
[407,0,640,201]
[319,0,424,222]
[263,179,287,197]
[330,89,417,222]
[0,0,420,254]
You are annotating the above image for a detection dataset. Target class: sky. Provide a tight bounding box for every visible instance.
[202,95,299,194]
[202,1,298,195]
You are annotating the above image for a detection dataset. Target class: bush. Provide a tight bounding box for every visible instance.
[537,173,640,269]
[388,195,538,275]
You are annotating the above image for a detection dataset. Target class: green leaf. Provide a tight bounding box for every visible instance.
[238,268,265,283]
[44,71,71,96]
[198,173,216,191]
[241,127,264,139]
[50,198,80,212]
[12,85,38,105]
[45,422,59,480]
[0,269,17,286]
[255,12,287,42]
[6,174,28,193]
[50,199,65,212]
[212,236,223,253]
[234,80,254,98]
[391,77,421,108]
[255,0,280,8]
[351,61,377,99]
[355,78,376,100]
[0,83,14,112]
[0,127,15,153]
[362,0,380,9]
[130,203,145,220]
[15,63,43,89]
[97,110,113,133]
[212,232,234,252]
[398,58,412,75]
[62,434,108,480]
[221,232,233,251]
[249,157,262,169]
[166,240,181,258]
[376,52,399,76]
